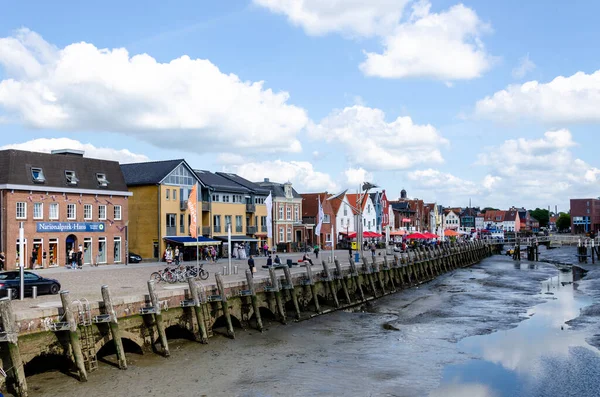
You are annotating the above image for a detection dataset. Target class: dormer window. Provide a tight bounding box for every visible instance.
[31,167,46,183]
[97,173,109,187]
[65,170,79,185]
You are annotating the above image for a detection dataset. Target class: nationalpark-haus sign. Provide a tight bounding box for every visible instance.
[36,222,106,233]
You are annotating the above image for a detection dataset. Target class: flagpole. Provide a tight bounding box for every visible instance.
[331,222,335,263]
[227,223,232,275]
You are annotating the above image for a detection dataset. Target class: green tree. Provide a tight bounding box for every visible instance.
[529,208,550,228]
[481,207,499,213]
[556,213,571,231]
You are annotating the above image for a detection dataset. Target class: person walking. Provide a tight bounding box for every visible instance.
[313,244,320,259]
[77,245,84,269]
[0,251,5,271]
[248,255,255,277]
[370,243,376,259]
[174,246,180,265]
[165,246,173,265]
[30,246,38,269]
[263,243,269,257]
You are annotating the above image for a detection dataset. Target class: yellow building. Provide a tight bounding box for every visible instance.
[121,160,212,260]
[195,171,269,255]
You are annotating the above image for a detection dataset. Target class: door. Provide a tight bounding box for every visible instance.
[84,238,92,265]
[65,234,77,266]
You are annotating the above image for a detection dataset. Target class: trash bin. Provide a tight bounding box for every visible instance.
[286,259,293,267]
[354,252,360,263]
[351,241,358,250]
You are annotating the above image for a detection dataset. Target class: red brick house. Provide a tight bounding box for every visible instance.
[301,192,335,249]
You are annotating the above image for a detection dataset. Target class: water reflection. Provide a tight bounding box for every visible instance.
[434,268,600,397]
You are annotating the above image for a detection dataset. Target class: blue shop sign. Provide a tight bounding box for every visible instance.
[36,222,106,233]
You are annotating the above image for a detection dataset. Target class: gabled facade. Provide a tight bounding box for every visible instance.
[380,190,390,232]
[121,159,202,260]
[475,213,485,230]
[503,210,520,232]
[483,210,505,230]
[370,192,383,233]
[443,209,460,230]
[346,193,377,233]
[301,192,335,249]
[460,208,479,230]
[329,192,355,240]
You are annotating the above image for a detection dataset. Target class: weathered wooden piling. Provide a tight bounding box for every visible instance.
[100,285,127,369]
[187,277,210,342]
[0,297,28,397]
[334,259,352,304]
[269,268,287,324]
[59,291,88,381]
[304,262,320,313]
[244,270,263,331]
[146,280,170,356]
[322,261,340,308]
[215,273,235,338]
[383,257,396,291]
[372,259,387,295]
[362,257,379,297]
[349,259,366,302]
[282,265,301,320]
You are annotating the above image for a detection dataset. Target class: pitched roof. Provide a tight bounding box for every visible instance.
[327,191,346,216]
[120,159,187,186]
[504,210,519,222]
[0,149,128,192]
[256,180,302,198]
[195,170,250,193]
[301,193,331,217]
[484,210,506,222]
[215,172,271,195]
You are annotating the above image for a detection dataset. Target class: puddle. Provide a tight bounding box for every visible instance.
[434,269,600,397]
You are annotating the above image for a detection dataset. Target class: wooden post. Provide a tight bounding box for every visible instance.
[215,273,235,338]
[282,265,301,320]
[245,270,263,331]
[100,285,127,369]
[304,262,320,313]
[362,256,378,297]
[146,280,170,356]
[269,268,287,324]
[383,257,396,291]
[334,259,352,304]
[349,259,366,302]
[322,261,340,308]
[0,298,28,397]
[60,291,88,381]
[372,259,387,295]
[187,277,209,342]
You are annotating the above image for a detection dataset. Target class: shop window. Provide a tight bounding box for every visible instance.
[97,237,106,264]
[114,237,121,263]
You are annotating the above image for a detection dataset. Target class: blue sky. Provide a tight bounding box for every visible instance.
[0,0,599,211]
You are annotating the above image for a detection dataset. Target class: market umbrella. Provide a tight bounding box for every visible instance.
[422,232,438,239]
[444,229,460,237]
[364,231,382,238]
[390,230,407,236]
[406,232,427,239]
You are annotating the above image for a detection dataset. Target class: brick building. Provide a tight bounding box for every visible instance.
[0,149,130,270]
[570,198,600,235]
[301,192,335,249]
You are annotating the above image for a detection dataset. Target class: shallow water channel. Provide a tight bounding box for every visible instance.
[26,252,600,397]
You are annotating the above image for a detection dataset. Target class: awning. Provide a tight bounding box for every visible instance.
[401,218,411,223]
[163,236,222,246]
[214,236,259,243]
[390,230,407,236]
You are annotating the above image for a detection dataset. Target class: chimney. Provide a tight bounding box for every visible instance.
[264,178,270,182]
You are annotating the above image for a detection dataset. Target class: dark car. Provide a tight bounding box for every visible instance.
[128,252,142,263]
[0,271,61,298]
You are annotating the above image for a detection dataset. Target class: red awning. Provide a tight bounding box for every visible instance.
[406,232,427,239]
[346,231,382,239]
[402,218,411,223]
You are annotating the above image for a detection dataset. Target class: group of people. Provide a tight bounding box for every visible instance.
[247,253,283,277]
[67,245,84,269]
[164,245,185,265]
[201,246,218,262]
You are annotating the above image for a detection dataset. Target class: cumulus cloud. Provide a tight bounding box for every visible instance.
[0,137,149,163]
[360,1,493,81]
[308,105,447,170]
[253,0,409,37]
[0,28,307,153]
[511,53,535,79]
[344,167,373,186]
[225,159,339,192]
[408,168,481,196]
[475,70,600,123]
[256,0,494,81]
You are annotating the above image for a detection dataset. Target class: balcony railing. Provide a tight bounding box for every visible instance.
[247,226,257,234]
[213,225,221,233]
[166,226,176,236]
[202,226,211,236]
[246,203,256,213]
[180,200,188,211]
[202,202,210,211]
[261,225,267,232]
[236,226,243,233]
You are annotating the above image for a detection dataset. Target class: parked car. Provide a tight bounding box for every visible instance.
[0,271,60,298]
[128,252,142,263]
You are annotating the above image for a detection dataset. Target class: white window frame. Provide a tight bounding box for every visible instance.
[287,227,292,242]
[294,205,299,221]
[84,204,92,220]
[286,206,291,221]
[279,227,284,243]
[33,202,43,220]
[173,189,177,201]
[49,203,59,220]
[113,236,122,263]
[96,173,110,187]
[31,167,46,183]
[278,205,284,220]
[98,204,107,220]
[16,202,27,219]
[65,170,79,185]
[67,203,76,220]
[114,205,122,220]
[97,237,107,264]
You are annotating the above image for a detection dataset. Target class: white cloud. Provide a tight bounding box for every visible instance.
[215,153,246,165]
[408,168,482,196]
[253,0,409,37]
[360,2,494,80]
[308,105,447,170]
[0,28,307,154]
[225,159,339,192]
[344,167,373,186]
[0,137,149,163]
[475,69,600,123]
[511,53,535,79]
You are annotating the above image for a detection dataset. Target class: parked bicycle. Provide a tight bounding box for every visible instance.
[150,264,209,284]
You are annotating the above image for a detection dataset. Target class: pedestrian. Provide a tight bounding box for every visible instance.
[68,248,74,269]
[174,246,180,265]
[248,255,255,277]
[77,245,84,269]
[302,254,313,266]
[263,243,269,257]
[266,255,273,268]
[0,251,5,271]
[179,247,184,264]
[370,243,376,258]
[31,246,37,269]
[166,246,173,265]
[211,246,217,262]
[274,255,281,266]
[313,244,320,259]
[348,245,353,260]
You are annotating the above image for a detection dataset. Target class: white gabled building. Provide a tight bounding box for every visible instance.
[329,192,355,240]
[444,209,460,230]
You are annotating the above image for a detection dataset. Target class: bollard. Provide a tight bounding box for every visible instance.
[146,280,170,357]
[245,270,263,330]
[7,288,13,300]
[31,286,37,300]
[59,291,88,381]
[234,265,238,275]
[282,265,301,320]
[215,273,235,338]
[100,285,127,369]
[222,266,227,275]
[187,277,209,343]
[0,298,28,396]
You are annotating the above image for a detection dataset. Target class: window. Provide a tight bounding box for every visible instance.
[173,189,177,201]
[212,194,220,202]
[114,205,121,220]
[16,202,26,219]
[33,203,43,219]
[344,206,348,216]
[222,195,230,203]
[279,227,284,243]
[96,173,110,187]
[31,167,45,183]
[213,215,221,232]
[180,214,185,233]
[368,221,371,228]
[323,214,331,223]
[326,233,331,242]
[166,213,176,228]
[278,205,284,220]
[364,218,366,226]
[367,205,371,214]
[49,203,58,220]
[84,204,92,220]
[236,215,243,232]
[286,206,291,220]
[164,164,195,186]
[294,205,299,221]
[287,227,292,242]
[98,237,106,264]
[65,170,79,185]
[225,215,232,229]
[98,205,107,220]
[166,189,170,200]
[114,237,122,263]
[67,203,76,220]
